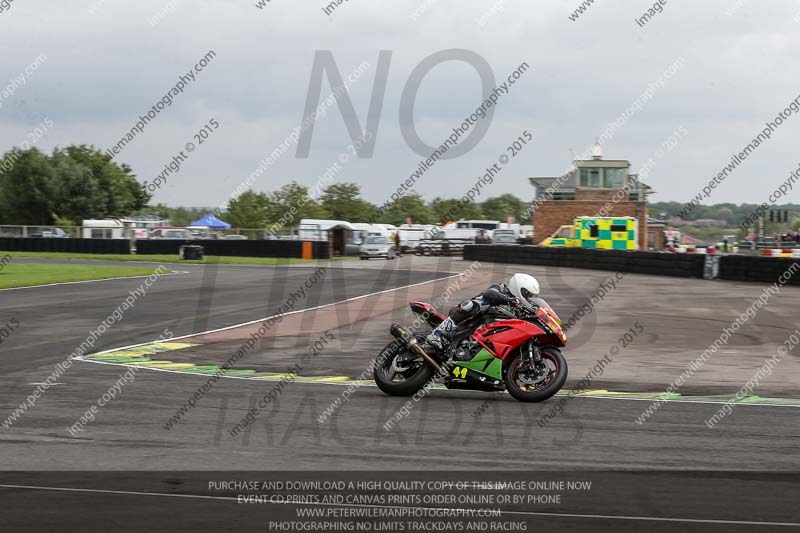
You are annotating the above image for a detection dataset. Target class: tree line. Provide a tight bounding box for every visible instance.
[221,182,532,229]
[650,201,800,225]
[0,146,531,229]
[3,144,795,233]
[0,146,149,225]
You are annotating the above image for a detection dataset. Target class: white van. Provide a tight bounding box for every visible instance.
[396,225,435,252]
[82,219,124,239]
[455,220,502,232]
[434,228,488,240]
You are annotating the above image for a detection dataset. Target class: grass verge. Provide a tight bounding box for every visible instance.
[0,263,171,289]
[0,252,356,265]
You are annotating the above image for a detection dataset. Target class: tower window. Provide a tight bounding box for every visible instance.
[604,168,624,188]
[590,169,601,187]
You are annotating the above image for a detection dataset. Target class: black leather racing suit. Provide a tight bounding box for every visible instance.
[427,283,519,354]
[480,283,517,308]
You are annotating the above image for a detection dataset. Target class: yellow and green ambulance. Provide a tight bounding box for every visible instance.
[541,216,638,250]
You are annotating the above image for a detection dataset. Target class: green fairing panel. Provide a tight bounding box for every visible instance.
[453,348,503,380]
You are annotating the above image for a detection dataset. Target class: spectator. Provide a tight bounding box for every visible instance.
[795,230,800,244]
[393,231,401,256]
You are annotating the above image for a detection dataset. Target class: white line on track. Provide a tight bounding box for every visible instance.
[0,270,189,291]
[78,356,800,409]
[76,271,462,361]
[74,268,800,410]
[0,484,798,527]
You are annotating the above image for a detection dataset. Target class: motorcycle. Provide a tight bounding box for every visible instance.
[373,297,568,402]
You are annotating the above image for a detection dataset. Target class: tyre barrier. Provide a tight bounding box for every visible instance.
[415,241,466,256]
[463,245,705,278]
[0,237,132,254]
[179,245,204,260]
[675,246,718,254]
[463,245,800,285]
[761,248,800,258]
[719,254,800,284]
[135,239,330,259]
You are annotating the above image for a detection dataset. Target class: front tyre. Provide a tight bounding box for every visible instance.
[373,341,435,396]
[503,347,567,403]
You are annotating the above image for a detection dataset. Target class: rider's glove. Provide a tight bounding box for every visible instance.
[508,297,521,308]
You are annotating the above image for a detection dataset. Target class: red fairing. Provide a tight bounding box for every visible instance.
[409,301,447,326]
[409,301,446,320]
[473,319,557,360]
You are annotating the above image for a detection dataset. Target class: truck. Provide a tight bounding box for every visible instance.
[540,216,638,250]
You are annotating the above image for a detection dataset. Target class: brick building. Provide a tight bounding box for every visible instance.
[529,145,656,249]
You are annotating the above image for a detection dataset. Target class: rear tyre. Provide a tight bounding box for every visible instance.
[503,347,567,403]
[373,341,435,396]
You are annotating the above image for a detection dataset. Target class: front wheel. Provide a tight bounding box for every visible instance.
[373,341,435,396]
[503,347,567,403]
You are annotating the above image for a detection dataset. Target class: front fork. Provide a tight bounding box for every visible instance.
[527,340,543,366]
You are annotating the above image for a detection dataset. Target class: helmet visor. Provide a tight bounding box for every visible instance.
[519,287,538,306]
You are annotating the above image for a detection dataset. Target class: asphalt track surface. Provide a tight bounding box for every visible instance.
[1,256,798,532]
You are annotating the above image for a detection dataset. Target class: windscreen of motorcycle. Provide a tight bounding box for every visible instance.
[536,306,567,344]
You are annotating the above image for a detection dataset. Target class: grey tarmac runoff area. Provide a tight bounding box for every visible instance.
[1,256,799,532]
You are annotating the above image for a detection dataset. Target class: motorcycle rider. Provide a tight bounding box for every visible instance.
[425,273,542,357]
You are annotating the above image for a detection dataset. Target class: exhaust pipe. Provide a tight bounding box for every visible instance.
[389,323,443,373]
[389,323,410,344]
[408,339,443,374]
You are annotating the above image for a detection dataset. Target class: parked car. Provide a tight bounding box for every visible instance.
[360,236,396,260]
[30,227,70,238]
[187,226,222,239]
[150,227,193,240]
[223,234,248,240]
[491,229,518,244]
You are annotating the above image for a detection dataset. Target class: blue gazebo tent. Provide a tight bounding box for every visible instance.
[189,214,231,229]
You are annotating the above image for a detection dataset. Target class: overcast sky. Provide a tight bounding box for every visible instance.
[2,0,800,208]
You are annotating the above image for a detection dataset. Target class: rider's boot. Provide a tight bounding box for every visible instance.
[425,332,444,355]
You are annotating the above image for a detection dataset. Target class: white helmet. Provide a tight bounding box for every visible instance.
[508,273,540,307]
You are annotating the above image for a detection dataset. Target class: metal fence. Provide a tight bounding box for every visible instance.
[0,225,322,241]
[0,225,82,238]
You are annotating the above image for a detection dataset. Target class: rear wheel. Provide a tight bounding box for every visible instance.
[373,341,435,396]
[503,347,567,402]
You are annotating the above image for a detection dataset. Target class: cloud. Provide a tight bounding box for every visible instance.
[1,0,799,207]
